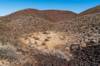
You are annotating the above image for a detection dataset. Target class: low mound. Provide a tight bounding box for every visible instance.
[4,8,77,22]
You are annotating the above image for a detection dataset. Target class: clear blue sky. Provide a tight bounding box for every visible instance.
[0,0,100,16]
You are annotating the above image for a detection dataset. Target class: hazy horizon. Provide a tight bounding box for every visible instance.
[0,0,100,16]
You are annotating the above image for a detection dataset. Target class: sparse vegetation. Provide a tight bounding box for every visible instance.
[0,6,99,66]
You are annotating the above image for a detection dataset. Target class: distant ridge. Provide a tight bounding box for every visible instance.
[80,5,100,15]
[0,5,100,17]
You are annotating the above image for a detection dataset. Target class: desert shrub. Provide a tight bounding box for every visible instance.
[0,48,17,62]
[29,49,69,66]
[23,62,33,66]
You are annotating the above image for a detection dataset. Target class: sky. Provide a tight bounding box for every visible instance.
[0,0,100,16]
